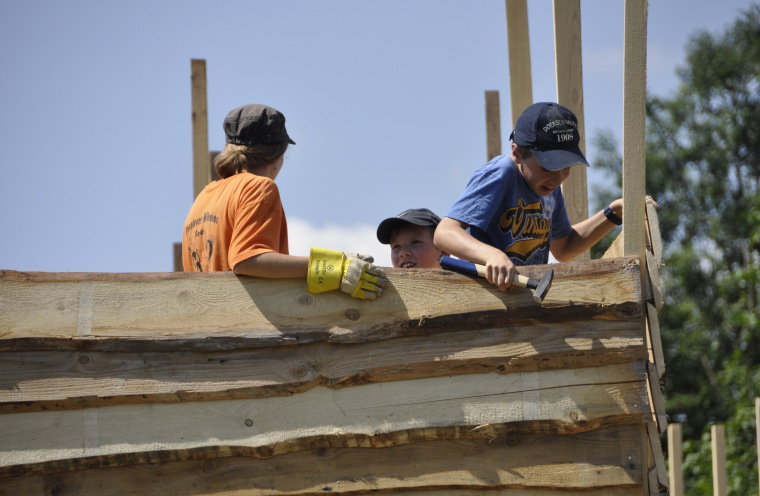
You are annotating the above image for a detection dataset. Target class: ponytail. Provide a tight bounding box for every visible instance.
[214,142,289,179]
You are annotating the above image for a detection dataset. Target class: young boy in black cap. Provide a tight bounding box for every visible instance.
[376,208,448,269]
[434,102,624,292]
[183,103,387,299]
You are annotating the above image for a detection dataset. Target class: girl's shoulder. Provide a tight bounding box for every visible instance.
[227,172,278,191]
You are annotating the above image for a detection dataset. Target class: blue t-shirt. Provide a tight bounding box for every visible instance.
[445,155,572,266]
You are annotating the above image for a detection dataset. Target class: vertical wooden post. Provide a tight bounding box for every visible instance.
[668,423,684,496]
[505,0,532,129]
[173,243,183,272]
[623,5,650,493]
[553,0,589,259]
[756,398,760,495]
[622,0,648,262]
[176,59,212,272]
[711,424,727,496]
[485,90,502,161]
[191,59,211,200]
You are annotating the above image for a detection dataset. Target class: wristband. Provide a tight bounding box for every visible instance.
[307,247,345,294]
[604,205,623,226]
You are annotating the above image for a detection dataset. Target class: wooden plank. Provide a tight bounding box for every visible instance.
[647,421,668,492]
[0,258,643,352]
[667,423,684,496]
[646,302,665,379]
[554,0,589,255]
[191,58,210,199]
[622,0,648,262]
[172,241,182,272]
[711,424,727,496]
[505,0,532,128]
[646,251,663,310]
[603,229,625,260]
[605,198,660,264]
[757,398,760,494]
[639,423,650,496]
[388,490,642,496]
[1,320,646,413]
[647,468,658,496]
[0,425,645,494]
[485,90,502,160]
[645,196,662,267]
[646,361,667,433]
[0,362,650,474]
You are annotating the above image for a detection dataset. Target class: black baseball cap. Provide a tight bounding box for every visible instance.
[509,102,589,171]
[376,208,442,244]
[224,104,296,146]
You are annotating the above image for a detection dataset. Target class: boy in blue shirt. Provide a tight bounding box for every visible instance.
[434,102,624,292]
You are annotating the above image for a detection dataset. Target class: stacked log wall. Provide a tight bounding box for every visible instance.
[0,252,664,494]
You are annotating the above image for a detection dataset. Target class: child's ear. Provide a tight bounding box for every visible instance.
[510,143,521,163]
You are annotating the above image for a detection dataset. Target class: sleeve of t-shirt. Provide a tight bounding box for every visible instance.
[228,179,285,268]
[445,157,511,232]
[550,190,572,240]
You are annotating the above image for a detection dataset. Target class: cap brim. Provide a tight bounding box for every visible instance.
[531,146,589,171]
[376,218,404,244]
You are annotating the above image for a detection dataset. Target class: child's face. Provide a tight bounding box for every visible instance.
[390,224,442,269]
[513,146,572,197]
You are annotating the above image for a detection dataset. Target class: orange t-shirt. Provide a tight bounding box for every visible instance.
[182,173,289,272]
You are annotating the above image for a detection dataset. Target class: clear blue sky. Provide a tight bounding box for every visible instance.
[0,0,752,271]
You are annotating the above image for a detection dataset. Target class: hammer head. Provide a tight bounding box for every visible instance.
[532,268,554,302]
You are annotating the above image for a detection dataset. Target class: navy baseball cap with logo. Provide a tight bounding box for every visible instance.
[509,102,589,171]
[224,104,296,146]
[376,208,442,244]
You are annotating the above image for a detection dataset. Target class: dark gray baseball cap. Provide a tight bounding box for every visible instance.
[224,104,296,146]
[376,208,442,244]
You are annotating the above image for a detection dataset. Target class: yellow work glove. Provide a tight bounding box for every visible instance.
[307,247,387,299]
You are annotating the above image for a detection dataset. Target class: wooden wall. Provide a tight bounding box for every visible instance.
[0,245,665,494]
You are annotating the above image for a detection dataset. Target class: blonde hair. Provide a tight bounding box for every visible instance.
[214,142,289,179]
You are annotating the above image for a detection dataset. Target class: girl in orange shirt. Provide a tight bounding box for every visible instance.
[183,104,386,299]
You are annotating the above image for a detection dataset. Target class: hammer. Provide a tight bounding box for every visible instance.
[439,255,554,302]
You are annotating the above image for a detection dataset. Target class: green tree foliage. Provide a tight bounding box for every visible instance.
[590,4,760,493]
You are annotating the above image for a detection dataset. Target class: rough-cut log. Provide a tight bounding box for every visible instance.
[1,318,645,413]
[0,361,649,476]
[0,257,641,352]
[1,425,645,495]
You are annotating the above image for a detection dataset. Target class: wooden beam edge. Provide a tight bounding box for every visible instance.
[0,258,644,352]
[646,302,665,379]
[0,415,652,479]
[646,361,667,433]
[2,329,647,413]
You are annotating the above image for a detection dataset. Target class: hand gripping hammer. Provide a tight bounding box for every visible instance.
[439,256,554,302]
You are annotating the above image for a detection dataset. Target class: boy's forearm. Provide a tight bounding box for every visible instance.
[553,200,623,261]
[434,218,496,265]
